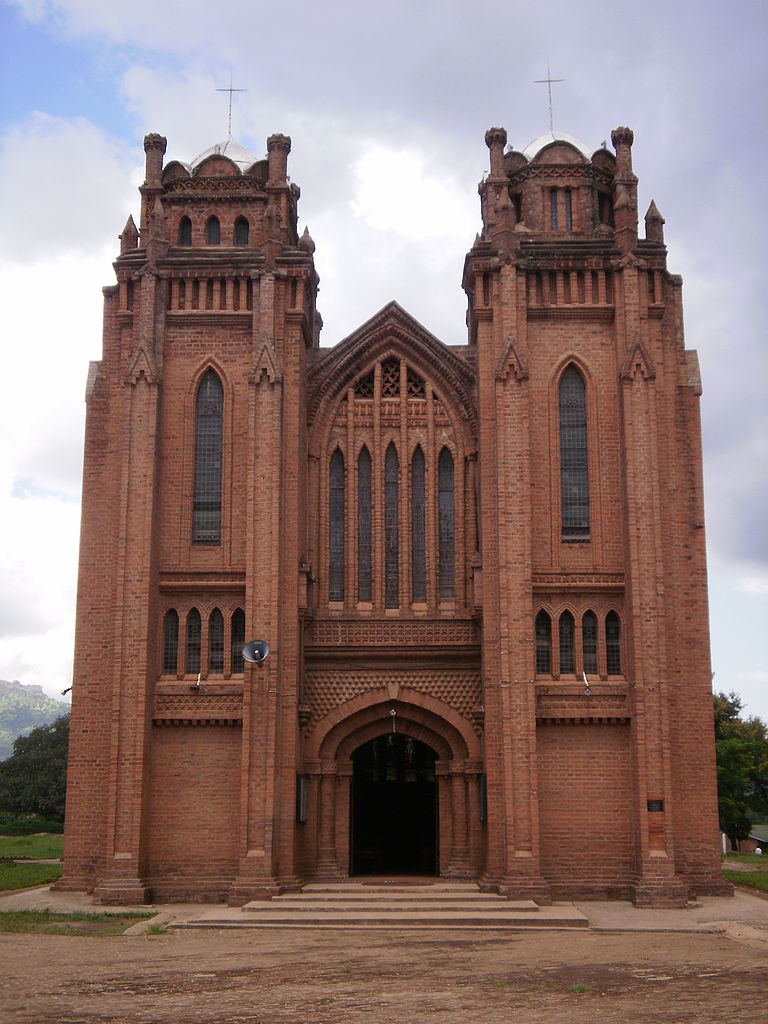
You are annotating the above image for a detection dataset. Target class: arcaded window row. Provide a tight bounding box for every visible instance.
[535,608,622,677]
[162,607,245,677]
[329,442,455,606]
[178,215,249,247]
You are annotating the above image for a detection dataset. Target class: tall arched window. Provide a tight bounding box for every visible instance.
[162,609,179,674]
[582,610,598,674]
[178,216,192,245]
[559,610,575,675]
[559,365,589,540]
[206,215,220,245]
[357,447,372,602]
[231,608,245,674]
[535,610,552,675]
[438,447,455,599]
[209,608,224,674]
[329,449,345,602]
[186,608,201,675]
[606,611,622,675]
[193,370,223,544]
[385,443,399,608]
[411,446,426,602]
[234,216,249,245]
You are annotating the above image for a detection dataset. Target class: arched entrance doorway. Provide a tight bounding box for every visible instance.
[350,734,438,875]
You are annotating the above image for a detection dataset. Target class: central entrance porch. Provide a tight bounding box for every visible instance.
[350,734,438,875]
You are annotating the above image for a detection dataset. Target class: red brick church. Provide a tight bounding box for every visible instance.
[60,121,728,906]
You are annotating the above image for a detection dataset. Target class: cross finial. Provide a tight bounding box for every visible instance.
[534,60,565,133]
[216,73,246,140]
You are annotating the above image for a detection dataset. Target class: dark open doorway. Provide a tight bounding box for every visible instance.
[350,733,438,875]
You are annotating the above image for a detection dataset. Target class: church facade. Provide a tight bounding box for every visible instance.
[59,123,728,906]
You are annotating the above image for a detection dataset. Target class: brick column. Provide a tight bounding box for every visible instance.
[316,762,341,876]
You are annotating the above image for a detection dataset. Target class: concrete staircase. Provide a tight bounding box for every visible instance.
[175,880,588,930]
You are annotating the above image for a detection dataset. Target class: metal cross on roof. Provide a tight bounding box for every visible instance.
[216,73,246,140]
[534,61,565,133]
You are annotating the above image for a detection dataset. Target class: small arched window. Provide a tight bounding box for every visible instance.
[206,215,220,245]
[582,610,598,675]
[559,611,575,675]
[411,446,426,602]
[438,448,455,599]
[606,611,622,675]
[234,216,249,245]
[329,449,345,602]
[209,608,224,674]
[186,608,201,675]
[193,370,223,544]
[178,216,192,245]
[559,365,589,540]
[357,447,372,603]
[231,608,245,674]
[535,610,552,675]
[384,442,399,608]
[162,609,179,674]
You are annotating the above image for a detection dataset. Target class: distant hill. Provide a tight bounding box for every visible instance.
[0,680,70,761]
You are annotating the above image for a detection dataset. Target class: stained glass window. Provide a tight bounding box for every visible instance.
[438,447,455,599]
[411,446,426,601]
[193,371,223,544]
[209,608,224,673]
[329,450,345,602]
[535,610,551,675]
[358,447,372,602]
[162,609,179,674]
[582,610,598,674]
[231,608,245,674]
[559,611,575,675]
[186,608,201,675]
[385,443,399,608]
[606,611,622,675]
[559,365,589,539]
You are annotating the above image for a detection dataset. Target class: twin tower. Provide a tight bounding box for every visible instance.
[59,122,728,906]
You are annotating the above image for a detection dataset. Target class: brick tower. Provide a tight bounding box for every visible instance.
[59,124,728,906]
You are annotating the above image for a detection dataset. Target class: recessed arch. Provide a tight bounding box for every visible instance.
[306,687,480,763]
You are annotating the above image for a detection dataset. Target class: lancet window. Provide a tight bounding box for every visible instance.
[208,608,224,674]
[358,447,372,602]
[193,370,223,544]
[329,450,345,602]
[559,365,589,540]
[231,608,245,674]
[606,611,622,675]
[438,447,455,599]
[384,443,399,608]
[559,610,575,675]
[582,610,598,674]
[162,609,179,674]
[411,446,426,601]
[535,610,552,675]
[186,608,201,675]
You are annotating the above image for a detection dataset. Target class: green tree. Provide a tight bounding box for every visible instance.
[713,692,768,848]
[0,714,69,821]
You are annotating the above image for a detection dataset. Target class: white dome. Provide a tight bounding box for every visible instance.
[190,138,259,172]
[522,131,591,161]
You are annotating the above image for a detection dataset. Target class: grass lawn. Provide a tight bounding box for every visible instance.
[0,833,63,859]
[722,868,768,892]
[0,861,63,891]
[0,909,156,936]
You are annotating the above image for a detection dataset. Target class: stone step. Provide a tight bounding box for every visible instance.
[300,881,481,892]
[176,905,588,930]
[250,899,540,912]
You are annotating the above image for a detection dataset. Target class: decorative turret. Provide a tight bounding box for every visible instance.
[611,126,638,252]
[644,199,665,244]
[139,133,167,243]
[119,214,138,254]
[485,127,507,178]
[299,225,316,254]
[267,133,291,184]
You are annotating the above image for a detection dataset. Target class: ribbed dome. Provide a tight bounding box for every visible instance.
[190,138,258,172]
[522,131,591,161]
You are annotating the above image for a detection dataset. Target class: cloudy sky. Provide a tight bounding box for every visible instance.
[0,0,765,720]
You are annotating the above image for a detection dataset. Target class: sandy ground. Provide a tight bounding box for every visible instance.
[1,917,767,1024]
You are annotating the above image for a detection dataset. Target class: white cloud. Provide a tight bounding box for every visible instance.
[738,577,768,597]
[0,113,138,261]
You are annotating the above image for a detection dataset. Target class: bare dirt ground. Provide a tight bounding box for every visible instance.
[1,925,767,1024]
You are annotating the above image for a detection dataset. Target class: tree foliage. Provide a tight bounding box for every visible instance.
[713,692,768,847]
[0,715,69,822]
